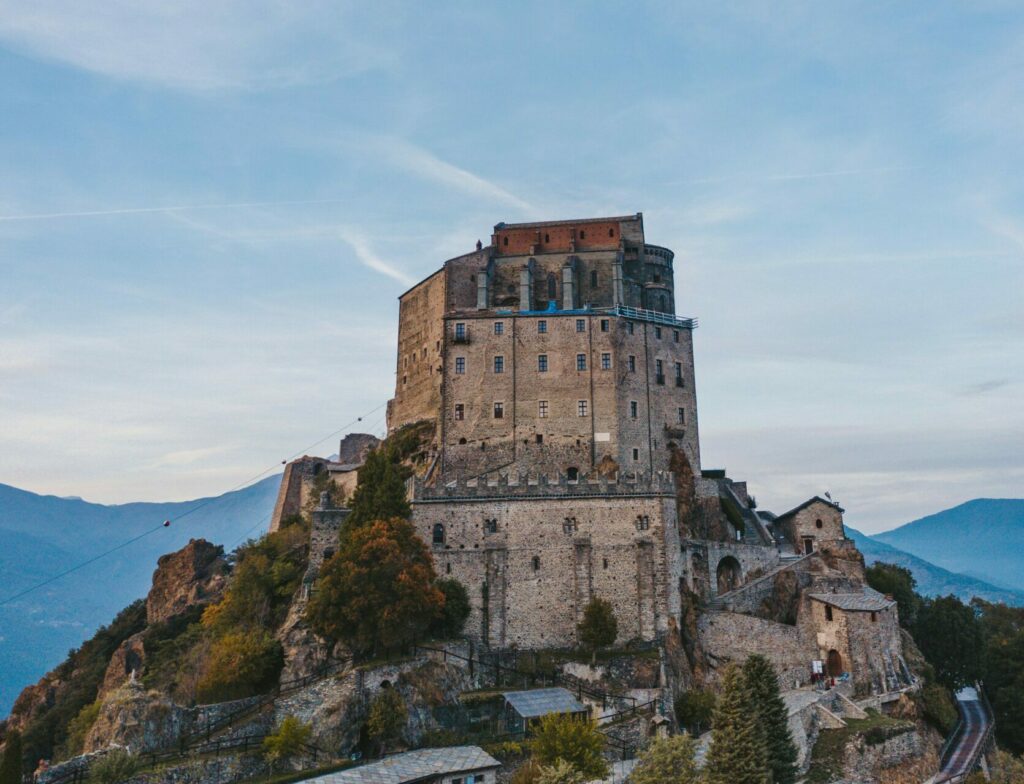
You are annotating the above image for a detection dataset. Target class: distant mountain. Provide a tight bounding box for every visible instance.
[873,499,1024,593]
[0,476,281,716]
[846,526,1024,607]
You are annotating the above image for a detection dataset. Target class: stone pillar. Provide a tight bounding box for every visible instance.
[477,262,490,310]
[561,263,575,310]
[519,260,535,312]
[612,253,624,306]
[573,537,594,635]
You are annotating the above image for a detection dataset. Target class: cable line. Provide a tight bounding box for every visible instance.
[0,401,388,606]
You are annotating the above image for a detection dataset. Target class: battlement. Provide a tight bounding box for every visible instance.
[413,470,676,502]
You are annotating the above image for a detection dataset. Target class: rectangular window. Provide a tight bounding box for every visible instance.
[677,407,685,425]
[675,361,683,379]
[577,400,588,417]
[493,402,504,419]
[538,320,547,333]
[674,329,680,343]
[654,326,662,339]
[630,401,638,419]
[538,400,549,418]
[454,322,466,339]
[576,353,587,371]
[655,359,664,384]
[628,355,636,372]
[600,319,609,332]
[591,270,598,287]
[632,447,640,460]
[455,357,465,374]
[601,352,611,370]
[576,318,586,332]
[627,322,634,335]
[536,433,543,444]
[454,403,465,420]
[538,354,548,372]
[494,321,504,335]
[494,355,504,373]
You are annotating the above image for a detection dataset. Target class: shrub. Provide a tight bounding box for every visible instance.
[57,700,101,760]
[86,749,137,784]
[0,730,23,784]
[366,688,407,755]
[674,688,716,735]
[629,734,700,784]
[530,714,608,781]
[263,716,313,769]
[536,759,586,784]
[430,579,471,639]
[195,630,283,703]
[576,598,617,664]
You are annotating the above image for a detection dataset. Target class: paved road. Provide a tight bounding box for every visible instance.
[935,688,991,783]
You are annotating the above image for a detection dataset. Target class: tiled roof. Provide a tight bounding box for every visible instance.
[306,746,499,784]
[808,587,895,612]
[502,687,587,719]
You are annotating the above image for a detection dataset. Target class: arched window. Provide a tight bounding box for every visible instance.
[716,556,742,595]
[459,437,467,445]
[503,236,509,246]
[432,523,445,545]
[547,272,557,300]
[815,518,824,529]
[566,467,579,482]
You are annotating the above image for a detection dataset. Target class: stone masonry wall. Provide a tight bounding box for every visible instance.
[699,612,815,690]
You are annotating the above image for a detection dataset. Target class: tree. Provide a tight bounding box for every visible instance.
[86,749,137,784]
[535,759,587,784]
[0,730,22,784]
[195,630,284,703]
[866,563,921,628]
[914,595,985,689]
[58,701,101,760]
[674,689,716,735]
[345,449,411,529]
[976,600,1024,754]
[743,655,798,784]
[629,734,700,784]
[576,598,618,664]
[430,579,471,639]
[305,517,445,655]
[366,688,407,756]
[531,713,608,781]
[262,716,313,770]
[705,664,768,784]
[982,749,1024,783]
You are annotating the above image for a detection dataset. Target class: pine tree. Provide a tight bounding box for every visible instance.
[705,663,769,784]
[345,449,411,530]
[576,598,618,664]
[629,734,700,784]
[743,655,798,784]
[0,730,22,784]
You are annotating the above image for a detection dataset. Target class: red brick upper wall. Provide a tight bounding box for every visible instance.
[491,215,642,256]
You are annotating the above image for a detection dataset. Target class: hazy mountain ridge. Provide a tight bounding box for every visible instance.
[872,498,1024,593]
[0,476,281,715]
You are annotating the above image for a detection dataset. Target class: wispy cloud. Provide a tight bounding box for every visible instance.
[0,198,354,223]
[338,228,416,286]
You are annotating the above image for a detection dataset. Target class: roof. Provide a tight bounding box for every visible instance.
[306,747,500,784]
[774,495,845,520]
[502,687,587,719]
[494,214,641,230]
[808,587,895,612]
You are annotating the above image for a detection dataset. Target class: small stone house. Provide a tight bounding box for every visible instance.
[303,746,500,784]
[774,497,845,555]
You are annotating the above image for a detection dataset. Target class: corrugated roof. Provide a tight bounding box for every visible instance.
[808,587,895,612]
[502,687,587,719]
[305,746,499,784]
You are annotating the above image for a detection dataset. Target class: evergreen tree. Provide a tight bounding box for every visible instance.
[915,595,985,689]
[0,730,22,784]
[576,597,618,664]
[866,563,921,628]
[531,713,609,781]
[429,578,471,639]
[629,734,700,784]
[743,655,798,784]
[345,449,411,529]
[705,664,769,784]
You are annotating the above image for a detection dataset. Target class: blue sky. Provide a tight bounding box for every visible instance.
[1,2,1021,534]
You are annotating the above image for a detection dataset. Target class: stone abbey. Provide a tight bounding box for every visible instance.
[275,213,911,696]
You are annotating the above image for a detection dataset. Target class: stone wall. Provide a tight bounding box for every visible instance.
[389,268,447,433]
[698,612,815,690]
[779,499,845,554]
[807,599,905,695]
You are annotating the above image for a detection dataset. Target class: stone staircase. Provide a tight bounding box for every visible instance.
[705,553,814,612]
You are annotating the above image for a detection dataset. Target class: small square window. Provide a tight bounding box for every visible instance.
[536,433,543,444]
[628,355,636,373]
[538,354,548,372]
[576,353,587,371]
[655,326,662,339]
[538,320,547,333]
[454,403,465,420]
[576,319,586,332]
[601,353,611,370]
[630,401,638,419]
[494,356,504,373]
[493,402,504,419]
[538,400,549,418]
[577,400,588,417]
[600,319,609,332]
[455,357,465,374]
[494,321,504,335]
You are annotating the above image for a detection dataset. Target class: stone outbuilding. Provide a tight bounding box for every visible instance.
[774,496,846,555]
[301,746,500,784]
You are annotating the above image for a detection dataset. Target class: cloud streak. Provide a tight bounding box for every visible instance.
[338,228,416,286]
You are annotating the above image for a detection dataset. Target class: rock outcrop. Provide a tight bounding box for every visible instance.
[98,634,146,700]
[84,681,186,754]
[146,539,227,625]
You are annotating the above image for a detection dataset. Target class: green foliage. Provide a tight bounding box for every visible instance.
[535,759,587,784]
[305,471,343,516]
[0,730,23,784]
[366,688,407,755]
[86,749,137,784]
[743,654,798,784]
[345,449,411,530]
[629,734,700,784]
[262,716,313,768]
[56,700,101,760]
[530,713,608,781]
[916,681,958,733]
[194,630,284,704]
[983,749,1024,783]
[975,600,1024,754]
[305,517,444,655]
[866,562,921,628]
[509,758,542,784]
[806,711,914,784]
[705,663,768,784]
[914,594,985,689]
[430,579,471,639]
[576,598,617,662]
[674,689,716,735]
[20,600,146,768]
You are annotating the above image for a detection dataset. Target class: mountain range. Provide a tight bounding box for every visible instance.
[0,481,1021,718]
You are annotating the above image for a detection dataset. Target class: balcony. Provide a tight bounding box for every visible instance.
[452,327,471,344]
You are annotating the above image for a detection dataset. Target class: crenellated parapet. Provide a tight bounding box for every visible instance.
[413,470,676,502]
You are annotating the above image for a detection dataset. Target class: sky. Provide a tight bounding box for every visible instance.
[1,1,1022,534]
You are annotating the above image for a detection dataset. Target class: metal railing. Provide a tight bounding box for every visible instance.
[596,305,697,330]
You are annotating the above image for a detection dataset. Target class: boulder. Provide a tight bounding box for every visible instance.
[146,539,227,625]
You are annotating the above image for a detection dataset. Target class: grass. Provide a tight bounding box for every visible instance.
[806,709,916,784]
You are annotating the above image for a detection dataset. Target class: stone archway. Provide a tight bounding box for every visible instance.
[827,649,844,677]
[716,555,742,595]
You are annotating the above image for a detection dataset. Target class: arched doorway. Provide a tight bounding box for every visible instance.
[716,555,742,595]
[827,649,843,677]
